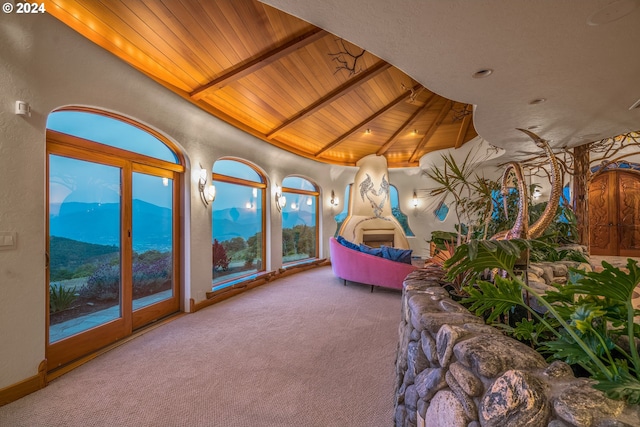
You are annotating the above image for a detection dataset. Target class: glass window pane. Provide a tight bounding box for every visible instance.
[390,185,415,237]
[47,111,178,163]
[132,173,174,310]
[282,192,317,263]
[434,201,450,221]
[49,155,122,343]
[282,176,316,191]
[212,181,264,285]
[334,184,350,236]
[213,159,263,183]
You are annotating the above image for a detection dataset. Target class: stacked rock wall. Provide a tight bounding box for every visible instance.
[394,264,640,427]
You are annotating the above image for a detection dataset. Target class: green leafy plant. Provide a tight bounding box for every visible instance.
[429,240,470,299]
[424,151,497,245]
[445,239,640,404]
[49,283,77,313]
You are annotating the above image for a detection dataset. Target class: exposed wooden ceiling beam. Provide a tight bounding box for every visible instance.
[455,112,473,148]
[267,61,392,139]
[376,92,436,155]
[314,84,421,158]
[409,101,454,163]
[190,28,328,100]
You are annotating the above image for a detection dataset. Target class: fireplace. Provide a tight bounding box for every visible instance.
[362,232,394,248]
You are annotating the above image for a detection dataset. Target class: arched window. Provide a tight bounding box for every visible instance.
[46,107,183,370]
[281,176,318,263]
[211,158,266,289]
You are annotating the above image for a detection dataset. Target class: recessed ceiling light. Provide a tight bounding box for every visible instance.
[472,69,493,78]
[587,0,638,26]
[529,98,547,105]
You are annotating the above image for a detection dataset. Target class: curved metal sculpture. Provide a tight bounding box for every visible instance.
[491,129,561,240]
[491,161,529,240]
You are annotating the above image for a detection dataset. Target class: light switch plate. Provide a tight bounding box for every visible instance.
[0,232,17,250]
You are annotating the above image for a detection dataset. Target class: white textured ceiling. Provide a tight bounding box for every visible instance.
[261,0,640,157]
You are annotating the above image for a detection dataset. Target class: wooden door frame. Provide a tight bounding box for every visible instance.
[46,130,183,371]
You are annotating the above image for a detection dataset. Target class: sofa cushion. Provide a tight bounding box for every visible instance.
[336,235,361,251]
[380,245,413,264]
[359,243,383,257]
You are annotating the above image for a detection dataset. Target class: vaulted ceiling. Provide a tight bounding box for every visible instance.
[262,0,640,161]
[46,0,477,168]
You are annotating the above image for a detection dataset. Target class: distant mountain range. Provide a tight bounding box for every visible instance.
[50,200,172,252]
[212,207,315,241]
[50,201,317,248]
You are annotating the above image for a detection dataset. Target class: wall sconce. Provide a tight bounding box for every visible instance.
[329,190,339,207]
[412,191,419,208]
[275,185,286,212]
[198,166,215,206]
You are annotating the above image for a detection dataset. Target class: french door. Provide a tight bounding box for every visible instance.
[589,170,640,257]
[47,138,181,370]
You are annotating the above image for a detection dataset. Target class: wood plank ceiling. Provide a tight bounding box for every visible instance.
[46,0,477,168]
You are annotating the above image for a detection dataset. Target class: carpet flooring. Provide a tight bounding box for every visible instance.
[0,266,401,427]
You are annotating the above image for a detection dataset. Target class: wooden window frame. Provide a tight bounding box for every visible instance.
[282,176,320,264]
[211,158,268,287]
[45,109,183,370]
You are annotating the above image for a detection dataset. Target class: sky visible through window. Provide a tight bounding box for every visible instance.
[47,111,178,163]
[47,110,175,209]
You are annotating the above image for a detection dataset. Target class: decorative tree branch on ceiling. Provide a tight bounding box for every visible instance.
[401,83,421,103]
[452,103,473,122]
[328,39,365,76]
[502,130,640,182]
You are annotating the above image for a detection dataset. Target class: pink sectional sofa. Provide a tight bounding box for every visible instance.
[329,237,419,291]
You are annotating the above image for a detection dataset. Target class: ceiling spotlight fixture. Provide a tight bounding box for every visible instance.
[472,69,493,78]
[365,128,371,134]
[529,98,547,105]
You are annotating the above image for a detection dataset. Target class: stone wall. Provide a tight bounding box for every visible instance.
[394,264,640,427]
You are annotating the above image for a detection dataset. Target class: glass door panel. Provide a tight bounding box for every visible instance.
[132,172,174,310]
[48,155,122,343]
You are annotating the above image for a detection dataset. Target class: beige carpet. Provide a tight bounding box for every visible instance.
[0,266,401,427]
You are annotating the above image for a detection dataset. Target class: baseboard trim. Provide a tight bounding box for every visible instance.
[191,259,329,312]
[0,360,47,406]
